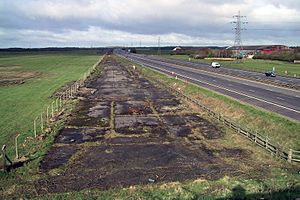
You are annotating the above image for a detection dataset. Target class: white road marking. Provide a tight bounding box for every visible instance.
[132,54,300,93]
[126,57,300,115]
[249,89,255,93]
[276,97,285,101]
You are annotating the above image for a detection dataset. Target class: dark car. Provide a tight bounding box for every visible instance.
[265,71,276,77]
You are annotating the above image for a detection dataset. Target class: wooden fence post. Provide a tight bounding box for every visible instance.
[46,106,49,124]
[15,134,20,159]
[288,149,293,163]
[40,113,44,132]
[51,101,54,118]
[56,98,58,112]
[33,117,37,138]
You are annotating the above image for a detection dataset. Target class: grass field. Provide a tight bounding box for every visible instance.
[136,48,172,55]
[0,53,100,156]
[161,54,300,77]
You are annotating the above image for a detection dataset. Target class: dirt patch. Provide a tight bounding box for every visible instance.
[55,128,107,144]
[0,71,41,86]
[148,89,176,100]
[39,146,78,172]
[67,100,111,127]
[153,99,184,113]
[161,115,186,126]
[37,143,239,193]
[181,114,224,139]
[115,100,153,115]
[115,116,162,135]
[213,148,251,158]
[168,125,192,137]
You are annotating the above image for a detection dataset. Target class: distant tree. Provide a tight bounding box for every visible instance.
[253,51,300,62]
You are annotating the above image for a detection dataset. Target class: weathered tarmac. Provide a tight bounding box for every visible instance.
[36,56,257,193]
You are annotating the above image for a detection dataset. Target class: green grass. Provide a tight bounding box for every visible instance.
[162,55,300,77]
[136,49,172,55]
[34,173,300,200]
[0,53,100,156]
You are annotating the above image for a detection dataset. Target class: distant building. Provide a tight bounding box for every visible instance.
[172,46,182,51]
[226,45,290,57]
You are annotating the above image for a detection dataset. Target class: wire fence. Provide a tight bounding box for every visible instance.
[138,64,300,164]
[1,56,103,171]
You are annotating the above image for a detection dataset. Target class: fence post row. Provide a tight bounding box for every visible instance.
[3,57,103,168]
[138,64,300,164]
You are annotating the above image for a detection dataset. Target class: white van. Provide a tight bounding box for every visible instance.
[211,62,221,68]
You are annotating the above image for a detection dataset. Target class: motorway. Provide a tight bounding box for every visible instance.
[116,50,300,122]
[147,55,300,90]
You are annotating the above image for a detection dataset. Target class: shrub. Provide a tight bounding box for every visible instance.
[253,52,300,62]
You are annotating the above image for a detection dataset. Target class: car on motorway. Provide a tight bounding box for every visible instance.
[265,71,276,77]
[211,62,221,68]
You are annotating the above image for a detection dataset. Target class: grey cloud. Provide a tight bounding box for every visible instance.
[0,0,299,47]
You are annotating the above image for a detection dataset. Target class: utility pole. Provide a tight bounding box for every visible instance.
[231,11,247,60]
[157,37,161,55]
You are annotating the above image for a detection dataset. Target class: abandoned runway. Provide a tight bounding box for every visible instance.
[36,56,267,193]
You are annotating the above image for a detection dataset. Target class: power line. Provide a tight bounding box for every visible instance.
[157,36,161,55]
[231,11,248,60]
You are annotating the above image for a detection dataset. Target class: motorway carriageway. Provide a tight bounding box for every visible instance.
[117,52,300,122]
[145,55,300,89]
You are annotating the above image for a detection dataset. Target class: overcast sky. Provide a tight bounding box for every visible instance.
[0,0,299,48]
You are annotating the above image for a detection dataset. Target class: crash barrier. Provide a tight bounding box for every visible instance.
[1,56,104,171]
[137,64,300,164]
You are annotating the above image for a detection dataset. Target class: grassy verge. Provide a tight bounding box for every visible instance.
[162,55,300,77]
[35,174,300,200]
[0,53,100,156]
